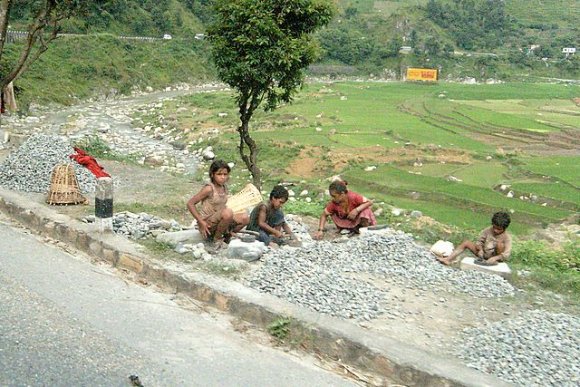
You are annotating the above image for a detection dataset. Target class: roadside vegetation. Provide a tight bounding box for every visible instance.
[4,34,213,110]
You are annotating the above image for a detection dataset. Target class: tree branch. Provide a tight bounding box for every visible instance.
[0,0,12,64]
[1,0,60,90]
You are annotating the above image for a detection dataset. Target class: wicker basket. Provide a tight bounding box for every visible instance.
[226,183,263,214]
[46,163,88,205]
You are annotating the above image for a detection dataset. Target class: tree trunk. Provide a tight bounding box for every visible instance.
[0,0,11,64]
[237,114,261,190]
[237,91,262,189]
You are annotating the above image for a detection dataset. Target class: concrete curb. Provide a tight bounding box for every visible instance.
[0,187,511,387]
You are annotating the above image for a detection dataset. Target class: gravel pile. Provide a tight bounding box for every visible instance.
[458,310,580,386]
[246,230,515,320]
[83,212,183,240]
[112,211,182,239]
[0,134,96,193]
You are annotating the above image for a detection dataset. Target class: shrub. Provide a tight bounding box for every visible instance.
[511,240,579,272]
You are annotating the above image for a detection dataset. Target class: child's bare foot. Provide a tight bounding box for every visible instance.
[206,239,228,254]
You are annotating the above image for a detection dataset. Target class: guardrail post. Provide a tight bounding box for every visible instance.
[95,177,113,233]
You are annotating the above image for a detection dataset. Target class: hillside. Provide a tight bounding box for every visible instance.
[9,0,208,38]
[3,0,579,109]
[314,0,579,79]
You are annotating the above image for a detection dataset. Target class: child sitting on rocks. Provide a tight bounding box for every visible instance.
[246,185,294,247]
[438,211,512,266]
[314,180,376,240]
[186,160,249,248]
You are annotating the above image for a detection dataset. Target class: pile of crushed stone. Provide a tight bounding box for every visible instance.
[245,230,516,321]
[0,134,97,193]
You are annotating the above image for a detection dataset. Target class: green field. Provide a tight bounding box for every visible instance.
[149,81,579,240]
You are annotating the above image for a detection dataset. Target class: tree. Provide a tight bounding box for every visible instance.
[207,0,334,188]
[0,0,106,112]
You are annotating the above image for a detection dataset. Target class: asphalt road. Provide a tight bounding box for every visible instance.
[0,216,355,387]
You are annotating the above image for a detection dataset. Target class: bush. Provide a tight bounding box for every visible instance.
[511,240,579,272]
[510,240,579,294]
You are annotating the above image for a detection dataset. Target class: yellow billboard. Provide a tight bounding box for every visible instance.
[406,68,438,82]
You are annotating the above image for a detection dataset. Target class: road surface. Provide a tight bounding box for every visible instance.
[0,215,355,386]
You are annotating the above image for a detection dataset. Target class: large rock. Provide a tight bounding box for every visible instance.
[156,229,204,247]
[228,238,267,262]
[430,240,454,257]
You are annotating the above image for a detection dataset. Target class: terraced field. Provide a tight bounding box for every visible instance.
[141,81,579,239]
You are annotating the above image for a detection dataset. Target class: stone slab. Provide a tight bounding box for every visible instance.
[460,257,512,279]
[156,229,203,247]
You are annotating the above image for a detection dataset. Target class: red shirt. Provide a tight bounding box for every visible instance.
[325,191,366,219]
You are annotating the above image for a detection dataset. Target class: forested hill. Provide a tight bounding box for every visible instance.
[10,1,209,38]
[314,0,578,78]
[10,0,579,75]
[6,0,579,107]
[12,0,578,61]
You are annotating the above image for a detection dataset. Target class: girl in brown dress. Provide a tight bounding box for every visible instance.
[187,160,249,245]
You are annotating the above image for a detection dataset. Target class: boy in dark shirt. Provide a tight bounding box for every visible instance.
[247,185,294,247]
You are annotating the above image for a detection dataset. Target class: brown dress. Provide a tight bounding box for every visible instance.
[198,183,229,236]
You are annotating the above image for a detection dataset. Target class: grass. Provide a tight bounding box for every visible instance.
[138,239,188,262]
[510,240,579,295]
[520,156,580,187]
[143,81,578,236]
[267,317,293,341]
[74,135,142,163]
[10,34,214,110]
[132,80,579,295]
[200,261,243,279]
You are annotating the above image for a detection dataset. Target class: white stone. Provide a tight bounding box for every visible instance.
[364,166,377,171]
[174,243,191,254]
[410,210,422,218]
[227,162,235,169]
[156,229,204,247]
[507,191,514,198]
[299,190,309,196]
[228,239,267,262]
[315,127,322,132]
[202,149,215,160]
[218,112,228,117]
[340,96,347,101]
[430,240,454,257]
[391,208,403,216]
[288,189,295,197]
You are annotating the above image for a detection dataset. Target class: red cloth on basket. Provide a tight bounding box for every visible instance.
[69,147,111,178]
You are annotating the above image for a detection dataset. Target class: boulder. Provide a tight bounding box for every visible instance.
[228,238,267,262]
[430,240,454,257]
[156,229,204,247]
